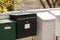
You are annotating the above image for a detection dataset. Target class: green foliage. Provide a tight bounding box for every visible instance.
[0,0,20,13]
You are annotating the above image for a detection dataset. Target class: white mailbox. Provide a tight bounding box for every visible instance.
[50,10,60,36]
[36,12,56,40]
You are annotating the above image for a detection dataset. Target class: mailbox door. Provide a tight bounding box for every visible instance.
[0,22,16,40]
[16,17,37,39]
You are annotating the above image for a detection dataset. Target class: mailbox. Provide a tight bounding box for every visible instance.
[9,13,37,39]
[0,19,16,40]
[35,12,56,40]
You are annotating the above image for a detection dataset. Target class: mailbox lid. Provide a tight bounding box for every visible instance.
[50,10,60,16]
[9,13,36,20]
[37,12,56,21]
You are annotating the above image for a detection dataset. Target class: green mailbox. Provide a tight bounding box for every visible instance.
[0,19,16,40]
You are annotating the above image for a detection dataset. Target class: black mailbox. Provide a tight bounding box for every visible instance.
[9,13,37,39]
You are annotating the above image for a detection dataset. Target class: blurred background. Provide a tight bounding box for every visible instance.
[8,0,60,11]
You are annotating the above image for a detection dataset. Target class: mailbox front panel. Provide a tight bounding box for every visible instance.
[16,17,37,39]
[0,22,16,40]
